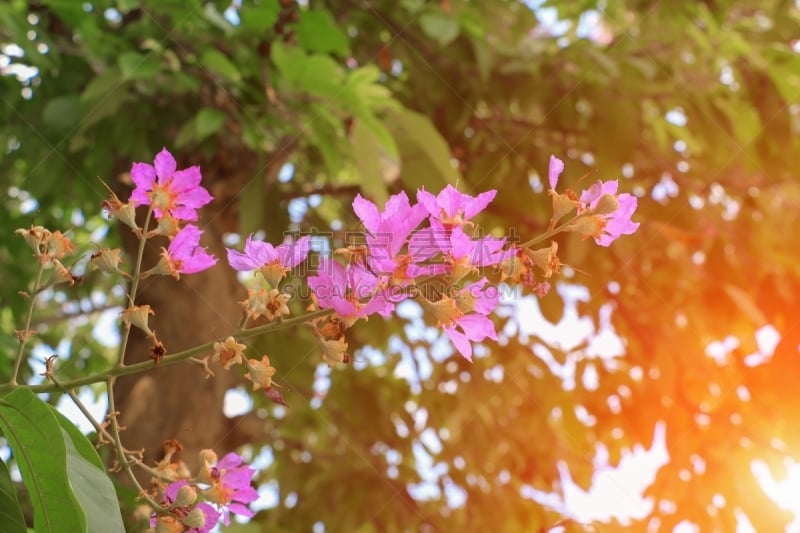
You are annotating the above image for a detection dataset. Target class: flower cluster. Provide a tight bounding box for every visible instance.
[547,155,639,246]
[299,156,639,362]
[149,446,257,533]
[304,186,508,361]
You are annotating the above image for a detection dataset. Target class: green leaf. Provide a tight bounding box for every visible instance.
[118,52,161,81]
[116,0,140,13]
[201,48,241,83]
[0,388,86,533]
[351,120,389,205]
[385,108,460,191]
[81,68,123,102]
[42,95,82,134]
[419,12,460,46]
[240,0,280,34]
[46,406,103,470]
[196,107,227,141]
[0,458,27,533]
[296,9,350,56]
[60,427,125,533]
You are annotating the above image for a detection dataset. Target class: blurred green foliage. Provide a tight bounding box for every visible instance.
[2,0,800,531]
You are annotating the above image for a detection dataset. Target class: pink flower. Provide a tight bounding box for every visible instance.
[547,155,639,245]
[203,453,258,526]
[578,180,640,246]
[130,148,213,220]
[446,227,506,280]
[227,235,310,286]
[352,192,437,283]
[308,258,393,320]
[417,185,496,229]
[444,314,498,362]
[156,224,217,278]
[424,278,499,361]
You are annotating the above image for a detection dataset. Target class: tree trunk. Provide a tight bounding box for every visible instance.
[111,147,287,473]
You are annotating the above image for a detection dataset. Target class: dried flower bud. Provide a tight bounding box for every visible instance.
[240,288,291,321]
[422,295,461,328]
[320,336,348,367]
[211,336,246,370]
[101,183,139,232]
[91,248,124,274]
[566,215,606,240]
[148,215,181,239]
[245,355,277,391]
[121,305,155,337]
[153,516,183,533]
[46,231,74,259]
[50,259,76,286]
[527,241,560,278]
[16,225,50,254]
[548,190,580,228]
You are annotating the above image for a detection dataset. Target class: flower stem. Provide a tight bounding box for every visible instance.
[116,205,153,368]
[10,262,46,385]
[2,308,334,394]
[106,376,162,509]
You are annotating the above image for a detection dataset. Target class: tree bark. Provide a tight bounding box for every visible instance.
[111,145,292,473]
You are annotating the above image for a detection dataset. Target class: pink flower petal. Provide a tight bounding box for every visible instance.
[548,155,564,189]
[154,148,177,181]
[462,189,497,219]
[170,166,203,193]
[353,195,382,233]
[444,326,472,361]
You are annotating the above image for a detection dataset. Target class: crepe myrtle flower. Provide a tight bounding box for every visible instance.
[547,155,639,245]
[423,278,499,361]
[308,258,393,322]
[574,180,640,246]
[445,226,506,282]
[130,148,213,221]
[198,451,258,526]
[227,235,311,287]
[352,192,440,283]
[417,184,496,230]
[148,225,217,279]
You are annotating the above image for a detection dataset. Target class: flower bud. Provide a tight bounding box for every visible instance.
[153,516,183,533]
[181,507,207,529]
[91,248,124,274]
[592,193,619,215]
[121,305,155,337]
[173,484,197,508]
